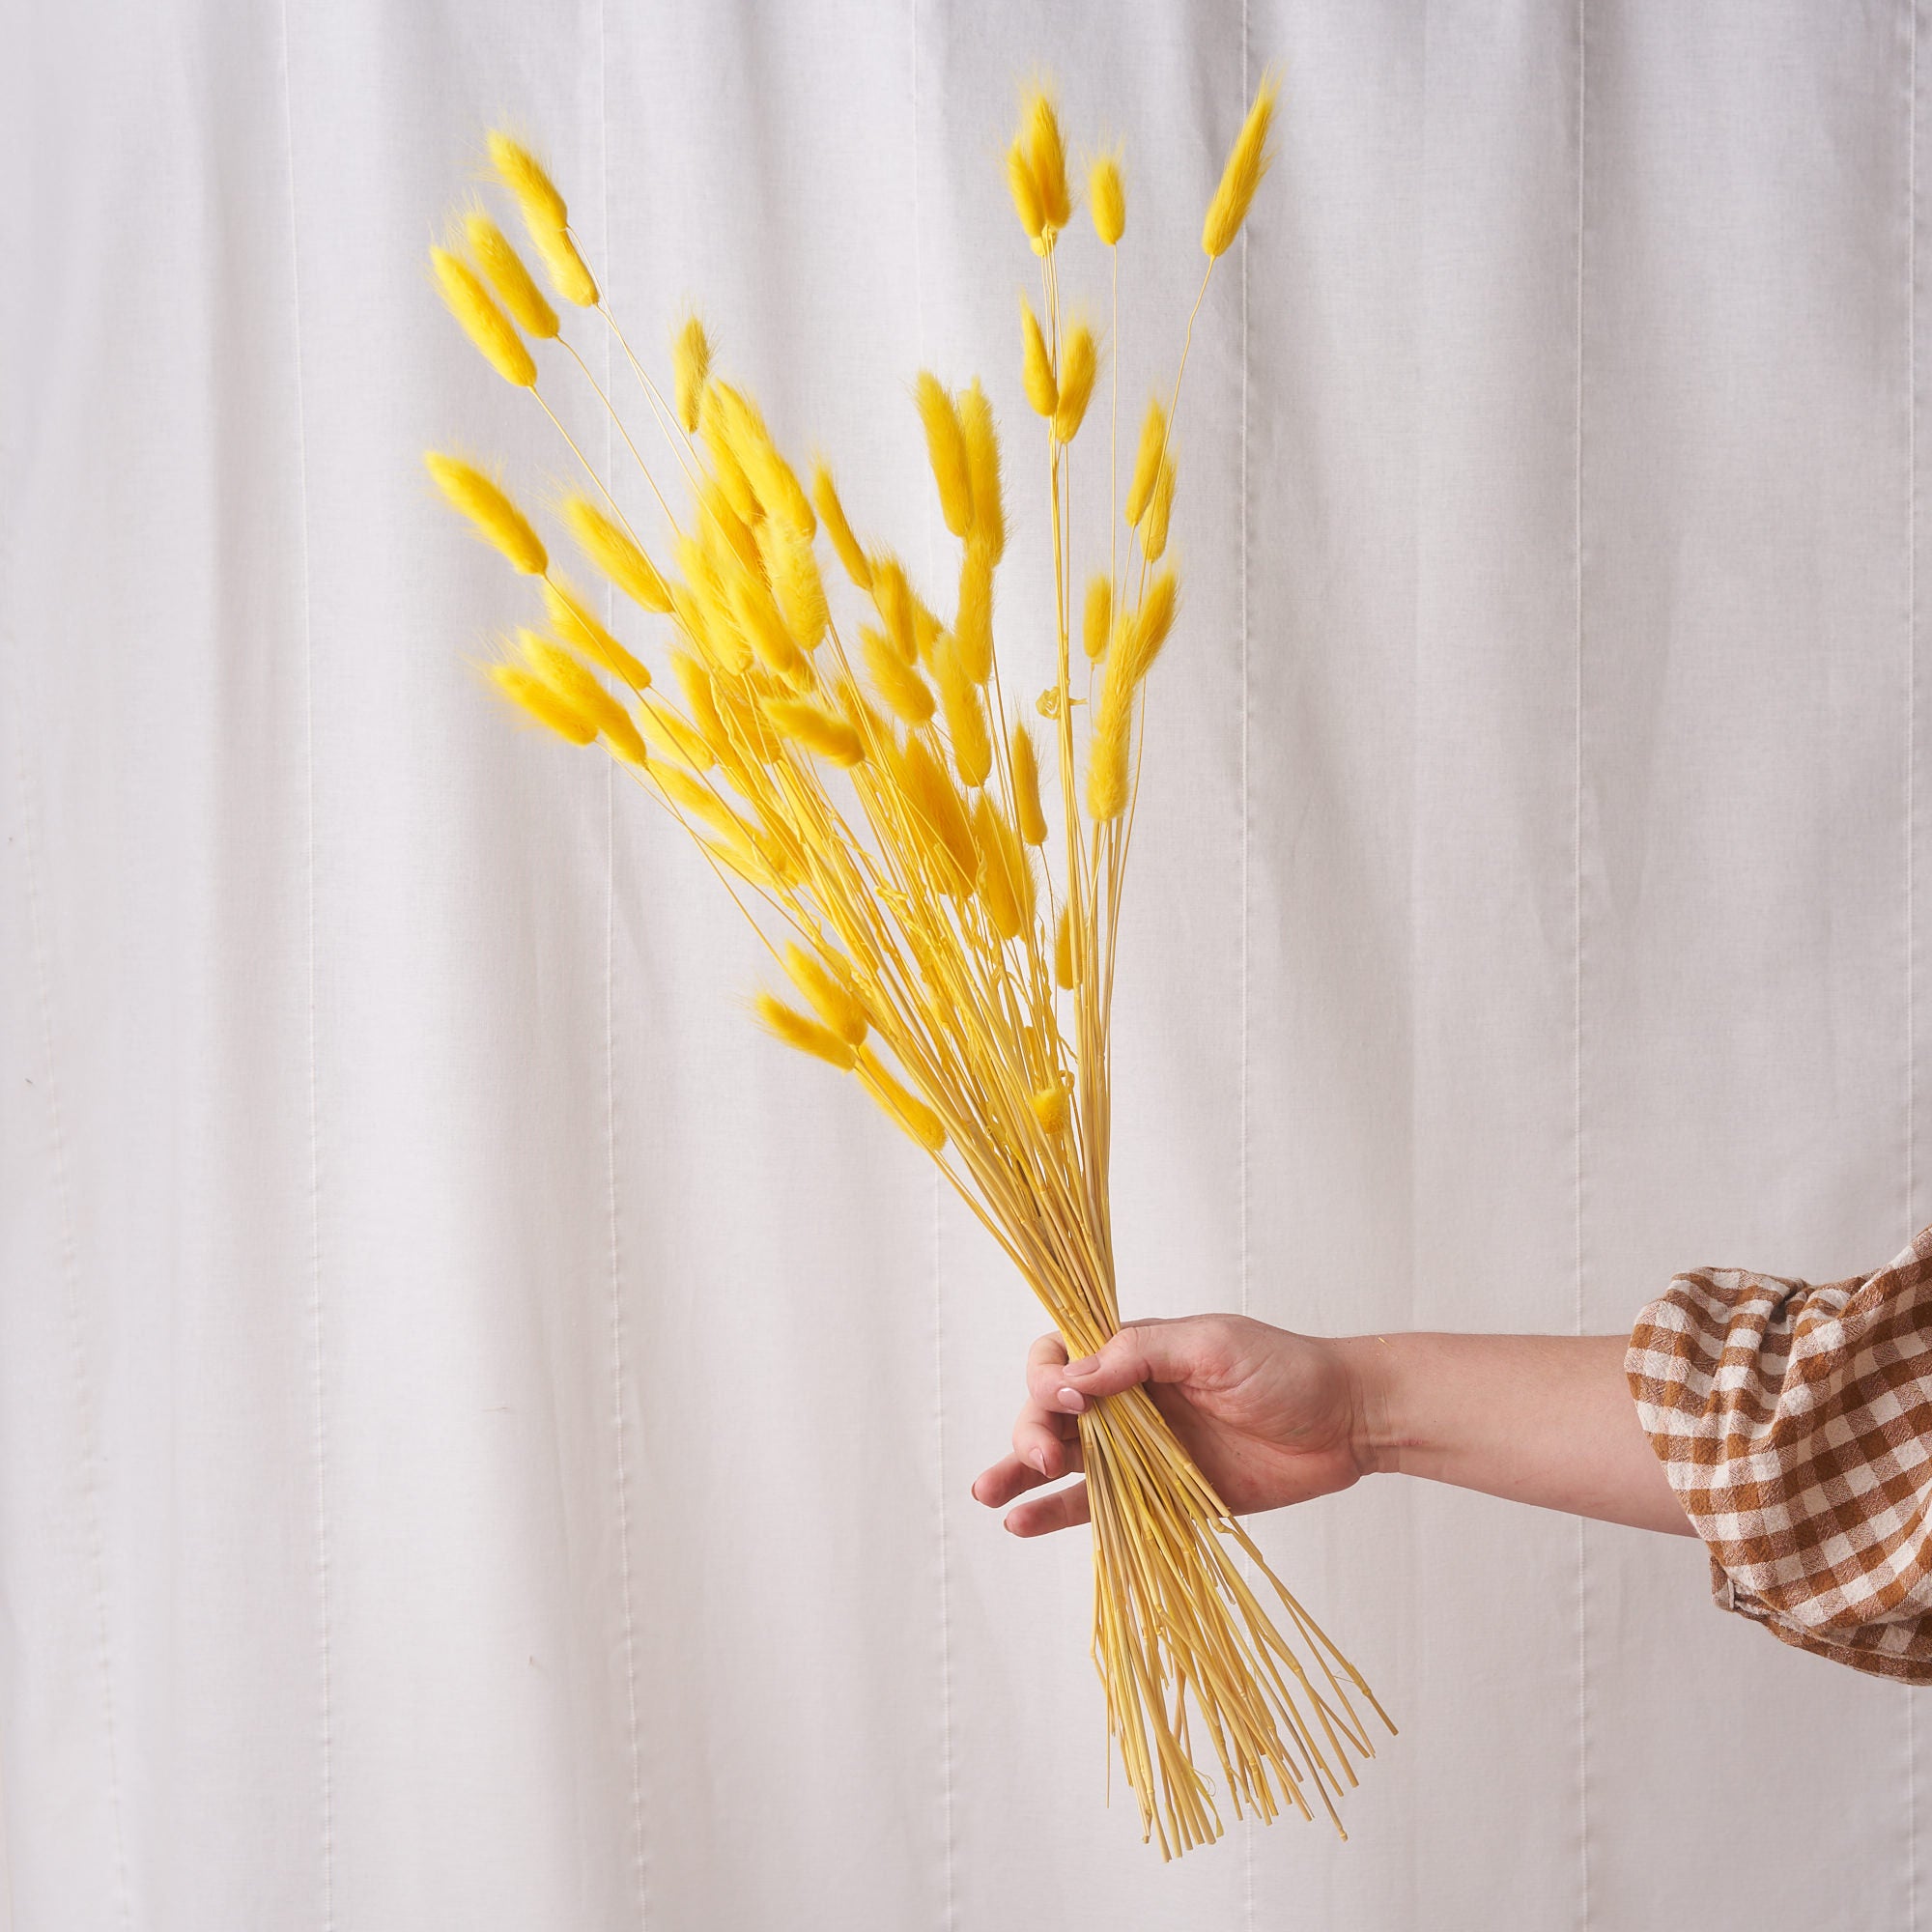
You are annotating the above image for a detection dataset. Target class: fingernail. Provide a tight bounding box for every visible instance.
[1029,1447,1048,1475]
[1058,1385,1086,1413]
[969,1479,982,1502]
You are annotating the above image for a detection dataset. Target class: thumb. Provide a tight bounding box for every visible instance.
[1060,1320,1205,1400]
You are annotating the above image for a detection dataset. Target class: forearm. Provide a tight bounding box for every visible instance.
[1337,1331,1694,1536]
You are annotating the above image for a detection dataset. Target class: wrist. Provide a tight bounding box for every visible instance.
[1332,1333,1413,1479]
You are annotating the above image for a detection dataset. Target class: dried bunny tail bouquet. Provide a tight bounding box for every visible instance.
[425,72,1390,1859]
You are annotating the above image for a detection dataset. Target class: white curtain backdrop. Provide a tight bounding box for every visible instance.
[4,0,1926,1924]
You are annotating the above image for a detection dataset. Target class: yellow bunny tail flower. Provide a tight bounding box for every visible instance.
[1142,453,1177,561]
[1030,1083,1068,1135]
[1082,573,1113,662]
[868,554,919,663]
[1203,71,1280,259]
[698,384,761,526]
[912,597,945,666]
[1010,720,1048,844]
[955,540,995,684]
[958,381,1005,564]
[856,1044,948,1153]
[1090,151,1125,246]
[861,625,935,726]
[811,463,873,591]
[658,762,759,845]
[486,130,569,232]
[1125,396,1167,526]
[424,452,548,574]
[714,384,816,537]
[727,572,809,686]
[1052,324,1097,443]
[540,577,651,690]
[1087,705,1131,821]
[763,696,867,767]
[972,792,1033,940]
[672,315,711,434]
[561,496,673,613]
[668,651,729,764]
[430,248,536,387]
[760,518,830,653]
[895,734,978,895]
[934,636,992,788]
[1122,567,1179,689]
[462,212,559,338]
[915,372,975,539]
[530,222,599,308]
[673,542,754,676]
[696,478,764,582]
[636,700,716,771]
[1020,300,1058,418]
[490,663,598,745]
[1006,139,1046,243]
[1054,902,1081,988]
[754,991,859,1071]
[519,631,649,765]
[1025,91,1072,232]
[783,941,869,1046]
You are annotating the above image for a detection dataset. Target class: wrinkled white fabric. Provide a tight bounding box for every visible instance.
[5,1,1930,1925]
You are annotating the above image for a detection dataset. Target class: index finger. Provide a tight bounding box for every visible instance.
[1025,1330,1074,1410]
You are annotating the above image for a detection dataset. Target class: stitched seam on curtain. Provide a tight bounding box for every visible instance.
[911,6,959,1919]
[1907,1,1920,1921]
[597,2,650,1919]
[1573,2,1591,1926]
[10,690,132,1928]
[276,5,334,1922]
[1237,4,1255,1923]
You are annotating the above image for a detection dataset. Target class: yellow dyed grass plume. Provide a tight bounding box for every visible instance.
[1052,325,1097,444]
[562,496,673,612]
[425,453,547,573]
[431,248,536,387]
[673,316,711,433]
[916,373,975,538]
[463,212,558,338]
[1202,72,1279,259]
[1090,151,1125,245]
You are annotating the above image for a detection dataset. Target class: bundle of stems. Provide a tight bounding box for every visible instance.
[426,76,1390,1856]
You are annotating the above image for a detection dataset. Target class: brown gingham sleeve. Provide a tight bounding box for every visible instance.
[1626,1221,1932,1681]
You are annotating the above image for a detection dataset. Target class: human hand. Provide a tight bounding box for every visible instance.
[968,1314,1375,1537]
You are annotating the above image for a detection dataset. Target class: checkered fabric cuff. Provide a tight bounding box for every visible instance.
[1626,1221,1932,1683]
